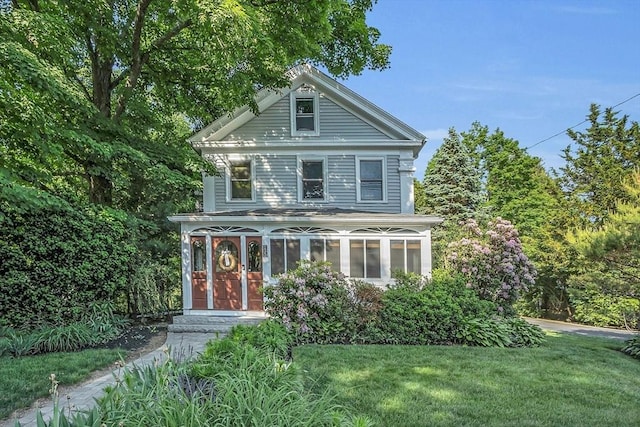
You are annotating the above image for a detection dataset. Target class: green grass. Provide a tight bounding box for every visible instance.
[0,348,124,420]
[295,332,640,427]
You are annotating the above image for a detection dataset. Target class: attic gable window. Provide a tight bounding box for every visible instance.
[290,91,319,136]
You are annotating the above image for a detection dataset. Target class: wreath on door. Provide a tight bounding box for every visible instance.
[217,250,237,272]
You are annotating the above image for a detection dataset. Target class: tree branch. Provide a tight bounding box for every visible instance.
[68,70,93,103]
[113,0,193,120]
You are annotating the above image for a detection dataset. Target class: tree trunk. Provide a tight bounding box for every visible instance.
[88,170,113,206]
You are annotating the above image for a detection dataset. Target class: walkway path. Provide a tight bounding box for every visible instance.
[3,319,637,426]
[524,317,638,340]
[2,332,215,427]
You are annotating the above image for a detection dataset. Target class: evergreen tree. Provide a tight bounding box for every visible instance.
[559,104,640,226]
[567,170,640,327]
[413,178,427,214]
[421,127,482,222]
[421,128,482,267]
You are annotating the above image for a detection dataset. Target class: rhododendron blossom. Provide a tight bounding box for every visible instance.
[446,218,536,312]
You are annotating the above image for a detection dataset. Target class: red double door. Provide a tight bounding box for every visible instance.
[191,236,263,311]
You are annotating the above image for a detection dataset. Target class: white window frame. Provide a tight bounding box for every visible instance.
[297,155,328,202]
[356,156,387,203]
[390,239,422,275]
[269,237,301,275]
[290,92,320,136]
[226,157,255,202]
[349,238,382,279]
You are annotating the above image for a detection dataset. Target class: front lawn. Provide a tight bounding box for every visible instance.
[296,332,640,426]
[0,349,124,420]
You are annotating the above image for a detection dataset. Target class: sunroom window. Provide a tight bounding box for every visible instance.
[310,239,341,270]
[390,240,422,274]
[349,239,381,278]
[270,239,301,275]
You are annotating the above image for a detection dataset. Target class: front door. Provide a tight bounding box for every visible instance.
[246,237,264,310]
[213,237,242,310]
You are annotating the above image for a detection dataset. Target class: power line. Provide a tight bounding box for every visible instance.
[525,92,640,150]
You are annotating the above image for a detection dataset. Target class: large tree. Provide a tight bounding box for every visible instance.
[567,170,640,327]
[461,122,574,317]
[559,104,640,226]
[0,0,391,321]
[1,0,391,207]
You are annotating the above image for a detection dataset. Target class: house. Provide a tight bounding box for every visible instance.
[168,64,442,315]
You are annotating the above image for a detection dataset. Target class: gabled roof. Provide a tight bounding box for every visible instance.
[189,64,426,149]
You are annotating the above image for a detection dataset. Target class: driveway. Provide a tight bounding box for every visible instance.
[524,317,638,340]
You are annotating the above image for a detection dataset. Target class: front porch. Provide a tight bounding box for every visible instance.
[169,208,442,316]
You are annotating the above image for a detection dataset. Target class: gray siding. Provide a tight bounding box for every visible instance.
[222,96,390,141]
[211,154,401,213]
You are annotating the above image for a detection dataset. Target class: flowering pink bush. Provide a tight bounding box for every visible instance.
[446,218,536,313]
[263,261,380,343]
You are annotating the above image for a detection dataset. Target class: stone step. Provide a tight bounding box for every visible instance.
[168,314,267,333]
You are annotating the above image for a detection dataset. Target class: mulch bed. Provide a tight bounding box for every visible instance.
[102,323,168,354]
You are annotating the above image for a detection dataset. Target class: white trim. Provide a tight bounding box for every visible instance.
[296,155,328,202]
[205,235,213,309]
[182,232,192,309]
[290,91,320,136]
[356,156,387,203]
[225,157,255,202]
[240,235,248,310]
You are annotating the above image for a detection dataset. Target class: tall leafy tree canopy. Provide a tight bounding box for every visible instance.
[458,122,573,316]
[1,0,391,208]
[0,0,391,323]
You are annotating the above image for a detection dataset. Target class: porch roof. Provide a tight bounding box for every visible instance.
[168,208,443,227]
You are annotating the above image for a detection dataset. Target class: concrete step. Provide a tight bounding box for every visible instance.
[168,314,267,333]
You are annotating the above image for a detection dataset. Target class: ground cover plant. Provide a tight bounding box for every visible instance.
[0,302,129,357]
[0,348,124,420]
[18,321,367,427]
[622,335,640,360]
[296,332,640,427]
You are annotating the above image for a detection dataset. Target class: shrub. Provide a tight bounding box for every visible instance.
[446,218,537,314]
[126,257,182,317]
[227,319,294,360]
[373,272,495,345]
[264,261,380,344]
[568,281,640,329]
[0,191,137,328]
[621,336,640,360]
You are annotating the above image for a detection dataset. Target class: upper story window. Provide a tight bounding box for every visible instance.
[298,157,327,201]
[228,159,254,201]
[357,157,386,202]
[290,91,319,136]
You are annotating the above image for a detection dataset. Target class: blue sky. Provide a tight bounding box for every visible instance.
[339,0,640,179]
